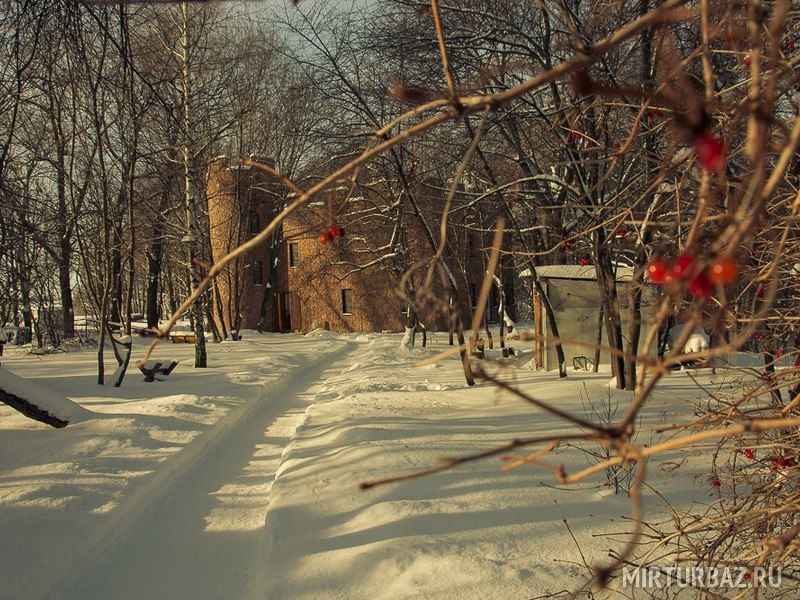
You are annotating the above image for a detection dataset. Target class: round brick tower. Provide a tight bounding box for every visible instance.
[207,156,279,335]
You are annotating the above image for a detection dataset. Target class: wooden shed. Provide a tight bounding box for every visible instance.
[520,265,658,371]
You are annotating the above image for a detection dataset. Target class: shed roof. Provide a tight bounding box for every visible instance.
[519,264,635,282]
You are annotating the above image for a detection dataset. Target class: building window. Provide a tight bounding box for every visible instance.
[253,260,263,285]
[341,289,353,315]
[249,210,259,236]
[288,242,300,267]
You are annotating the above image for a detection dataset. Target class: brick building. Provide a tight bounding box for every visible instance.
[207,157,515,335]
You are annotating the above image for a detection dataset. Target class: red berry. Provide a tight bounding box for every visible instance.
[570,131,581,141]
[711,477,721,488]
[708,257,739,283]
[743,55,752,67]
[755,283,766,298]
[328,225,343,239]
[769,457,790,470]
[689,272,713,298]
[775,349,783,359]
[613,140,621,150]
[694,134,726,173]
[744,572,752,581]
[615,228,628,238]
[744,448,755,460]
[561,240,574,251]
[646,259,669,284]
[579,258,591,266]
[671,254,696,279]
[319,231,332,244]
[787,39,796,53]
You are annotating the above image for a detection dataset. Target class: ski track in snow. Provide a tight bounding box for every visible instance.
[2,331,757,599]
[52,342,357,600]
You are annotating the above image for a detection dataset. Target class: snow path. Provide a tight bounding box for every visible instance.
[54,341,357,600]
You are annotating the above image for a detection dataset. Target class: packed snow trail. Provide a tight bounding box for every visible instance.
[53,342,356,600]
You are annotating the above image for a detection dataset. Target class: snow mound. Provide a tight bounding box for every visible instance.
[668,324,709,354]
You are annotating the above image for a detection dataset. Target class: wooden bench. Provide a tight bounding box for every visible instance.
[139,360,180,382]
[170,333,196,344]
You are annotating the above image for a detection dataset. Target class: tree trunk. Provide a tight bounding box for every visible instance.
[58,242,75,339]
[532,276,566,377]
[594,308,603,373]
[112,341,133,389]
[257,239,281,332]
[594,232,626,389]
[146,237,163,329]
[402,306,416,350]
[146,209,166,329]
[448,291,474,386]
[417,317,427,347]
[181,1,206,368]
[110,226,123,326]
[623,0,655,390]
[483,307,493,350]
[624,279,643,390]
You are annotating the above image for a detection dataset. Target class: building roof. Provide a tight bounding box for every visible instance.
[519,264,635,282]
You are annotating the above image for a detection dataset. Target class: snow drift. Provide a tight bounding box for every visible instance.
[0,366,93,427]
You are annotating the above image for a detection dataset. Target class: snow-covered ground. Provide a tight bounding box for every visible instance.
[0,330,751,599]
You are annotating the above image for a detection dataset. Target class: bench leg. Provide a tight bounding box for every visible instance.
[143,362,162,382]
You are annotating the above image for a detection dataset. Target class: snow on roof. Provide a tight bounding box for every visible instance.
[519,264,635,281]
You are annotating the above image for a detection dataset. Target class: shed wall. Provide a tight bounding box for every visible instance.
[541,279,658,370]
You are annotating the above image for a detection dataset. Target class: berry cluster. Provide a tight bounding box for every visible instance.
[770,456,793,470]
[740,449,794,470]
[693,134,726,172]
[646,255,739,299]
[320,224,344,244]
